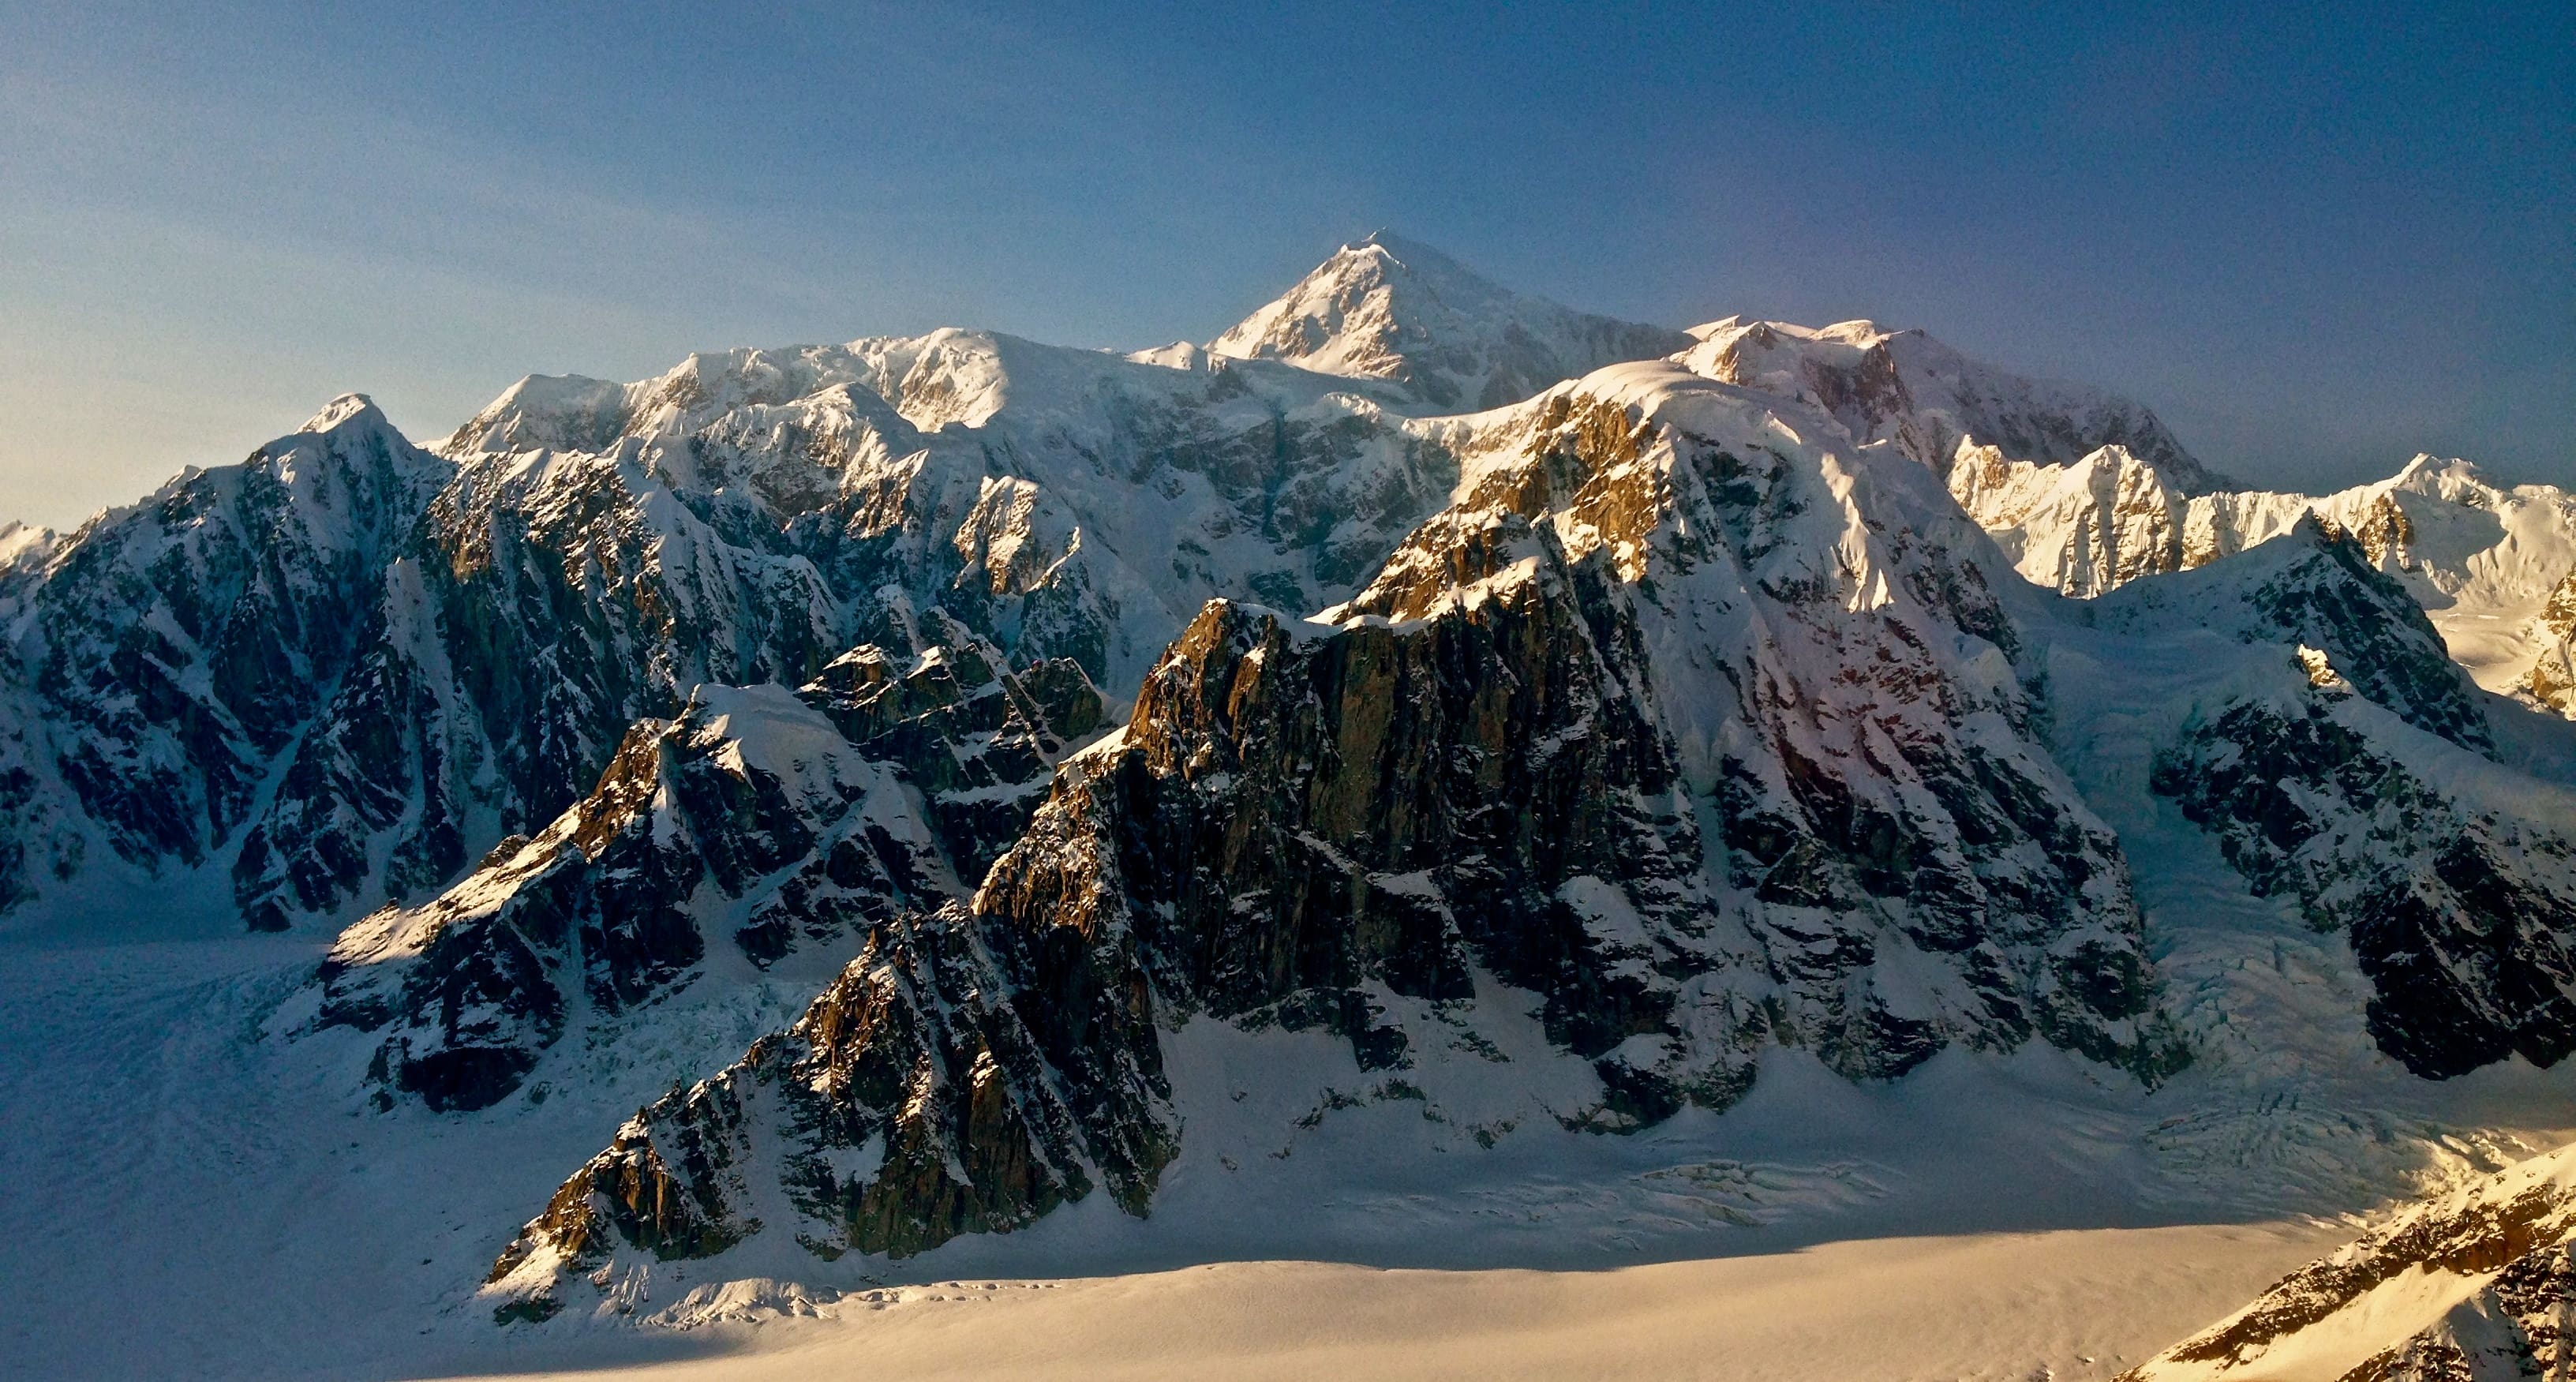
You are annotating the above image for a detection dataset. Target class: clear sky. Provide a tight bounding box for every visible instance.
[1,1,2567,527]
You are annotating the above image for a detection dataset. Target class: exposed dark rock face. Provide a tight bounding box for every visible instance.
[482,363,2188,1316]
[2097,515,2495,756]
[2125,1144,2576,1381]
[2,398,450,910]
[312,630,1107,1114]
[486,897,1173,1290]
[996,579,1735,1116]
[795,631,1103,884]
[234,436,868,932]
[314,684,938,1113]
[231,335,1462,932]
[2152,687,2576,1079]
[1360,380,2171,1086]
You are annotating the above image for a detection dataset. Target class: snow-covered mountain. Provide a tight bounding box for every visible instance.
[1208,232,1697,410]
[480,358,2196,1312]
[1685,316,2228,489]
[1959,443,2576,717]
[0,395,451,916]
[470,341,2576,1324]
[9,236,2576,1377]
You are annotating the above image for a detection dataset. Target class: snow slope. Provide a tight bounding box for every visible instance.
[1684,316,2226,493]
[6,238,2576,1382]
[1209,232,1696,410]
[1959,445,2576,717]
[2125,1141,2576,1380]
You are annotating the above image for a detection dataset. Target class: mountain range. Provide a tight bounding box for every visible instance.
[6,231,2574,1377]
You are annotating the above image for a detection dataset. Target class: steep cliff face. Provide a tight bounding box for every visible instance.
[1345,366,2171,1083]
[2524,569,2576,718]
[313,684,947,1113]
[0,396,451,917]
[2150,683,2576,1081]
[2092,515,2496,755]
[2126,1143,2576,1381]
[483,890,1173,1309]
[478,356,2189,1319]
[231,435,859,932]
[310,623,1106,1114]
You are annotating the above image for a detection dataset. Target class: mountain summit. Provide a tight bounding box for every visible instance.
[12,238,2576,1379]
[1208,232,1695,410]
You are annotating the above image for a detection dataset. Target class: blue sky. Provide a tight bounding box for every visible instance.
[1,1,2566,526]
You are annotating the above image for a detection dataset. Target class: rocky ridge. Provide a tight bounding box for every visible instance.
[480,354,2192,1317]
[2125,1142,2576,1380]
[4,237,2573,1351]
[311,620,1106,1114]
[0,396,451,916]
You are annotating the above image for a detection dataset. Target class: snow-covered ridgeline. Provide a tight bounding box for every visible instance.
[2127,1141,2576,1381]
[1954,442,2576,716]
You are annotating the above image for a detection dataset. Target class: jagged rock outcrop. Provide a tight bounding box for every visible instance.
[482,889,1173,1310]
[794,631,1103,883]
[0,397,451,912]
[1333,368,2175,1084]
[2150,678,2576,1080]
[480,354,2191,1318]
[313,683,949,1112]
[2522,568,2576,717]
[310,616,1106,1113]
[2093,514,2496,755]
[2125,1142,2576,1380]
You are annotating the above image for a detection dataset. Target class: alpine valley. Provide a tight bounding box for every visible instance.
[6,234,2576,1381]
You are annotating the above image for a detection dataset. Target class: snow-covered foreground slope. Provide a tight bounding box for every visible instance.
[6,894,2570,1380]
[2125,1141,2576,1381]
[442,1227,2347,1382]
